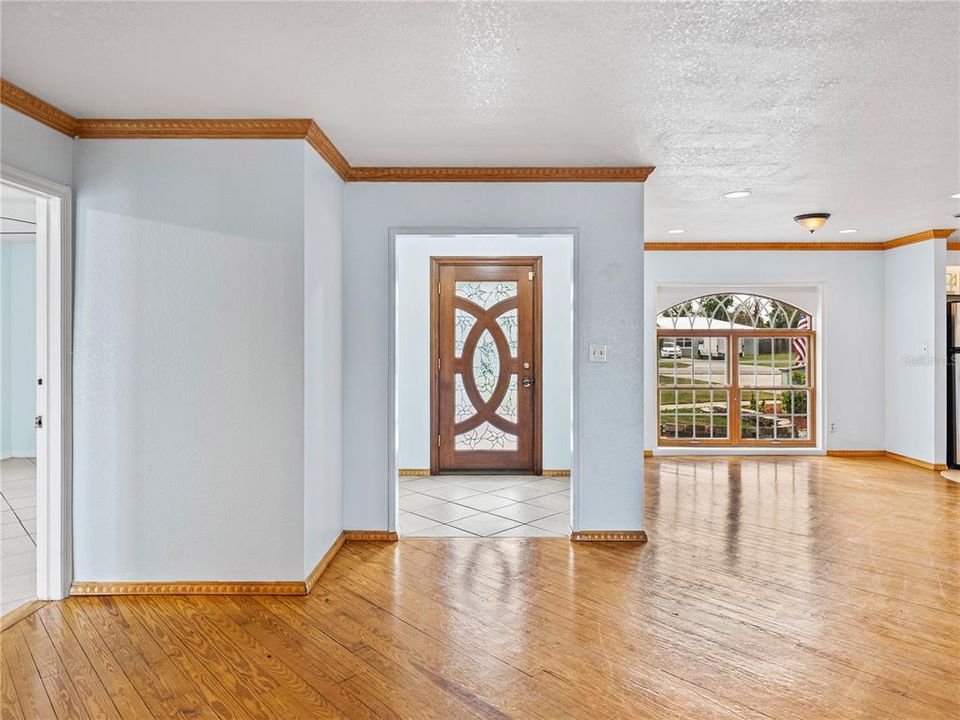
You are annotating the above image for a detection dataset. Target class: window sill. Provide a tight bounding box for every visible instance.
[653,447,825,457]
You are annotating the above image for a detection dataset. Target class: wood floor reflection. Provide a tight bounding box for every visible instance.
[2,456,958,718]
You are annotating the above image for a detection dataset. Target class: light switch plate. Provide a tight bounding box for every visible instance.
[589,344,608,363]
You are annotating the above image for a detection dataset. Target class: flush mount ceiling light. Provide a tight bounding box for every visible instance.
[723,190,751,199]
[793,212,831,234]
[838,228,859,234]
[667,229,685,234]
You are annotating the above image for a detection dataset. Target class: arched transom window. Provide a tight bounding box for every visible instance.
[658,293,812,331]
[656,293,815,447]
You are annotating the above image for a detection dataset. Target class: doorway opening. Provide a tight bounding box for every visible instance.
[392,233,575,537]
[1,167,72,614]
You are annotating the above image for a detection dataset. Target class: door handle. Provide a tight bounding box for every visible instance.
[522,377,535,388]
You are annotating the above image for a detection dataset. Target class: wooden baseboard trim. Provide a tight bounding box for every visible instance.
[643,450,654,458]
[70,530,354,597]
[344,531,399,542]
[571,530,648,542]
[398,468,431,477]
[304,532,346,593]
[1,600,48,631]
[70,579,307,596]
[541,469,571,477]
[884,451,947,471]
[826,450,885,457]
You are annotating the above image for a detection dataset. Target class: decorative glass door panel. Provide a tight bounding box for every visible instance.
[432,259,541,473]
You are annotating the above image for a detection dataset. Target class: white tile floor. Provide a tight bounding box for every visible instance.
[399,474,570,537]
[1,458,37,615]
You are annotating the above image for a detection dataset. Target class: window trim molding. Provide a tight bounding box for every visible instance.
[656,327,817,449]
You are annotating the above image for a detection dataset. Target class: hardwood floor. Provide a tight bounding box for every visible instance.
[2,456,958,719]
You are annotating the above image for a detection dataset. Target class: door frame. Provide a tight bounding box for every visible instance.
[429,256,543,475]
[388,230,580,536]
[1,164,73,600]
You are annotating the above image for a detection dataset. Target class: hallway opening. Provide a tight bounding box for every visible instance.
[391,233,575,537]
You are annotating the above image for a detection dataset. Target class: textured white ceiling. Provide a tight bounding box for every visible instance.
[2,1,958,242]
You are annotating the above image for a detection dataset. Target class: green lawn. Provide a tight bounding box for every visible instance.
[657,374,714,387]
[740,352,794,367]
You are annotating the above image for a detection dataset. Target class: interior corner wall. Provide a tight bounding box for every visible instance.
[73,139,308,581]
[395,233,574,472]
[884,240,941,464]
[303,146,344,576]
[934,240,946,464]
[643,250,886,452]
[342,183,645,533]
[1,106,74,187]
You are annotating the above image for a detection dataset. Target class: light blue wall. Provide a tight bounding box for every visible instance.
[73,139,309,582]
[302,145,344,575]
[0,106,74,186]
[0,242,37,458]
[342,183,645,533]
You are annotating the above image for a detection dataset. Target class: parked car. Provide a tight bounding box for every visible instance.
[660,340,682,359]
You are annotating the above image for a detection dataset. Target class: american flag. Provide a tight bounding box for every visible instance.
[792,315,810,368]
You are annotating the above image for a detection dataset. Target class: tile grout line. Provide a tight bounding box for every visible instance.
[399,476,570,536]
[0,490,36,548]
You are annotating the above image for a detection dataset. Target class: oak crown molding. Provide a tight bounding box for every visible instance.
[883,228,955,250]
[645,229,956,253]
[645,241,886,252]
[0,78,77,136]
[570,530,649,542]
[0,76,652,183]
[349,166,654,182]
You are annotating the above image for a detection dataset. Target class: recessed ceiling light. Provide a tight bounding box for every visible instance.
[952,193,960,199]
[723,190,751,199]
[667,229,685,234]
[838,228,859,234]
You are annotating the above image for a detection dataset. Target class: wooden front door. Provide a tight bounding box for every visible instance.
[431,257,542,474]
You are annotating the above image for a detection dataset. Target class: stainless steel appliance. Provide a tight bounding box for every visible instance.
[949,300,960,468]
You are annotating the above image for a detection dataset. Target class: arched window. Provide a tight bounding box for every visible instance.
[656,293,815,447]
[658,293,811,331]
